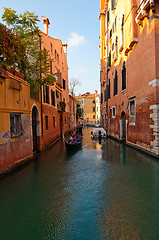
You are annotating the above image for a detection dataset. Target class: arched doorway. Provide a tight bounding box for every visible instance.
[121,111,126,141]
[32,106,40,153]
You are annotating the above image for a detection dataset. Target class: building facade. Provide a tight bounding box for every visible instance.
[0,69,41,175]
[0,17,76,176]
[40,17,76,149]
[77,91,100,125]
[99,0,159,156]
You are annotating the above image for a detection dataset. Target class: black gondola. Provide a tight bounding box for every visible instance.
[65,140,82,151]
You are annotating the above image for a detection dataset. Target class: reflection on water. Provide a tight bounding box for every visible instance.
[0,127,159,239]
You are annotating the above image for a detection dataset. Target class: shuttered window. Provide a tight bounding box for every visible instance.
[113,70,118,96]
[43,85,50,104]
[122,62,126,90]
[101,92,103,104]
[63,79,66,90]
[51,90,55,106]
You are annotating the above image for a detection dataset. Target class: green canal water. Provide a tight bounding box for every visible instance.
[1,127,159,240]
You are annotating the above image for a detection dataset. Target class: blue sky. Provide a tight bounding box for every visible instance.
[0,0,100,96]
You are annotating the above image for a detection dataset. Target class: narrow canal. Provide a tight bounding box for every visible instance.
[1,127,159,240]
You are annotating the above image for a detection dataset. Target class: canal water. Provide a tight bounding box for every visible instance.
[1,127,159,240]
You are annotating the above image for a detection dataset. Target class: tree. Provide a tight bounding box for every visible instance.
[0,23,25,71]
[2,8,55,94]
[76,100,83,120]
[69,77,80,95]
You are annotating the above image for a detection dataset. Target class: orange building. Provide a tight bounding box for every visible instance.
[0,17,76,176]
[99,0,159,157]
[40,17,76,149]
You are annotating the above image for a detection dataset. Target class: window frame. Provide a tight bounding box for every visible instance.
[112,106,116,118]
[129,99,136,125]
[45,115,49,130]
[10,113,23,138]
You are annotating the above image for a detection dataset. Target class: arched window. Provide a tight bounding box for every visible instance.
[113,70,118,96]
[120,14,124,47]
[115,36,118,57]
[122,62,126,90]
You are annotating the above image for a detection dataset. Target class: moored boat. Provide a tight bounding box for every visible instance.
[91,128,107,139]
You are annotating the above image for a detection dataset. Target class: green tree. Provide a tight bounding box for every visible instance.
[2,8,55,97]
[0,22,25,71]
[76,100,83,120]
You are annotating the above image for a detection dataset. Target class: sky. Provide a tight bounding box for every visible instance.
[0,0,100,96]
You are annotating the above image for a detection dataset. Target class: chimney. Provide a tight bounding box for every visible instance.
[42,16,50,35]
[62,43,68,55]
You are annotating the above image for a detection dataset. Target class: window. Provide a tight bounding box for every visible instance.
[115,36,118,57]
[129,100,135,124]
[122,62,126,90]
[43,85,50,104]
[65,116,66,124]
[51,90,55,106]
[104,89,106,102]
[106,10,110,25]
[110,29,112,39]
[93,100,95,104]
[113,70,118,96]
[55,67,57,81]
[53,116,55,128]
[115,17,117,28]
[101,92,103,104]
[57,53,59,64]
[10,113,23,137]
[120,14,124,47]
[93,115,95,119]
[93,107,95,112]
[112,107,116,118]
[58,71,61,84]
[45,116,48,130]
[111,0,116,10]
[50,42,53,54]
[63,79,66,90]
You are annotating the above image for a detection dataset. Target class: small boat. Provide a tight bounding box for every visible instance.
[65,140,82,151]
[91,128,107,139]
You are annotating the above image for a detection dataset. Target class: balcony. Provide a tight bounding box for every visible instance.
[136,0,154,24]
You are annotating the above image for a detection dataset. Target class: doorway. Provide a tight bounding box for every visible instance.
[121,111,126,141]
[32,106,40,152]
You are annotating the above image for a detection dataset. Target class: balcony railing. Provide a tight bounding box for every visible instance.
[136,0,154,23]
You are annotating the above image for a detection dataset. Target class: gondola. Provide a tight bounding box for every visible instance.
[65,140,82,151]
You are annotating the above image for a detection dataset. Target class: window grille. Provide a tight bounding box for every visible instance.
[10,113,23,137]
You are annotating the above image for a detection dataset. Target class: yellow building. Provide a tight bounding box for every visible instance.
[77,91,100,125]
[0,69,41,175]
